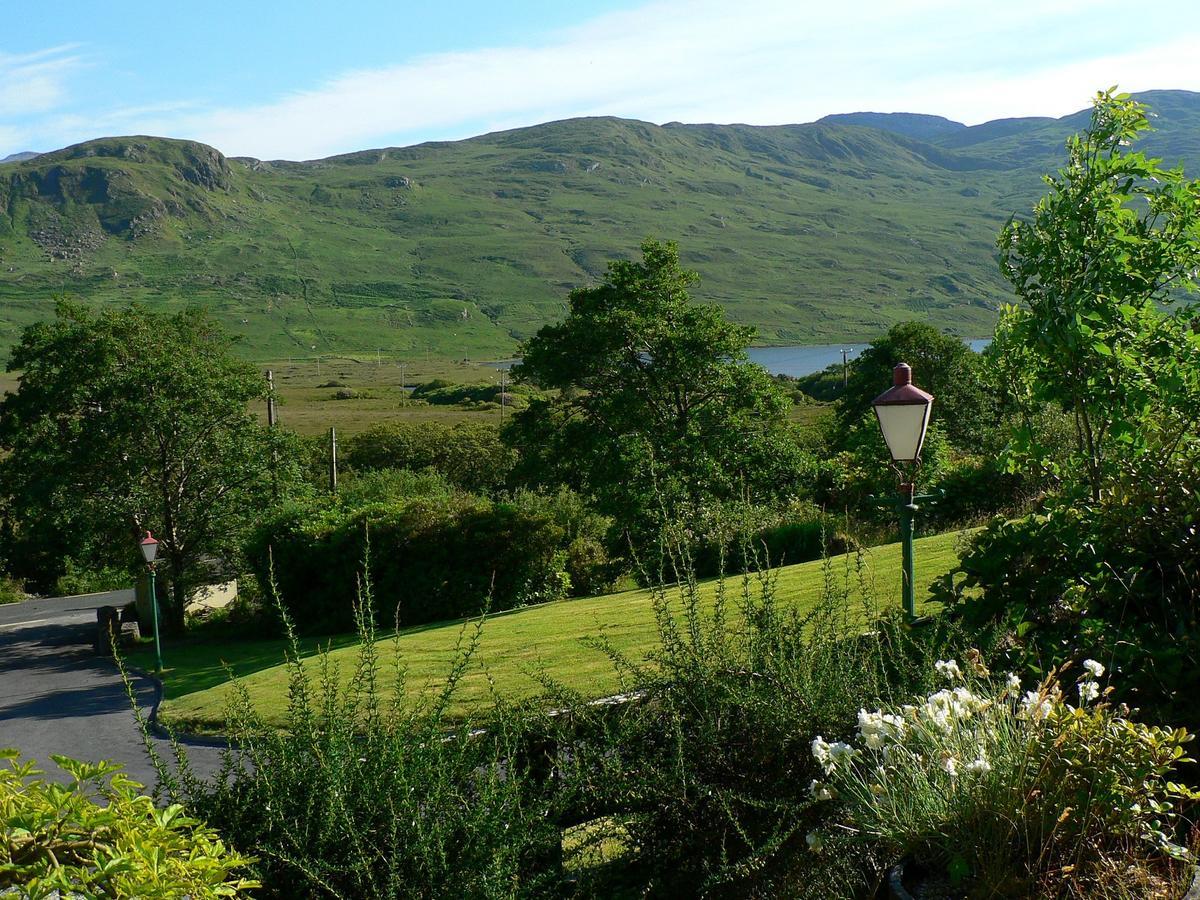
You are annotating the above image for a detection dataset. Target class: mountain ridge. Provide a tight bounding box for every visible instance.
[2,90,1198,359]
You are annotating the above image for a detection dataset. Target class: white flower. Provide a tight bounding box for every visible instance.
[806,831,824,852]
[857,708,907,749]
[1078,681,1100,704]
[811,736,855,774]
[935,659,963,681]
[1005,672,1021,692]
[1083,659,1105,679]
[940,754,959,778]
[809,779,836,801]
[1020,690,1054,721]
[965,757,992,775]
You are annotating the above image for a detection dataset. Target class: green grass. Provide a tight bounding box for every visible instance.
[131,529,970,731]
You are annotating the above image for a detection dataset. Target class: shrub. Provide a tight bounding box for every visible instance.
[808,660,1198,896]
[247,489,617,634]
[0,576,24,604]
[933,454,1200,726]
[0,750,257,897]
[547,550,970,897]
[343,421,516,494]
[157,589,567,899]
[54,560,130,597]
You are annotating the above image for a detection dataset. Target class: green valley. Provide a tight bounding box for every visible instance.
[3,89,1198,359]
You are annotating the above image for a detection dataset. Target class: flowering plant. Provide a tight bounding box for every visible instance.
[806,658,1198,893]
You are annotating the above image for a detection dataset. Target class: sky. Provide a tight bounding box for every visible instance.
[4,0,1200,160]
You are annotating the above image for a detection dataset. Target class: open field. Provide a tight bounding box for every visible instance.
[131,529,969,730]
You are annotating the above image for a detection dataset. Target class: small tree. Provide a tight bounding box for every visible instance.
[0,301,292,631]
[835,321,993,452]
[506,239,804,548]
[997,90,1200,500]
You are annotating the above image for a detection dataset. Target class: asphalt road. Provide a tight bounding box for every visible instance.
[0,591,224,788]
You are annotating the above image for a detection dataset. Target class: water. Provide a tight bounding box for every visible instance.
[746,339,990,378]
[485,339,991,379]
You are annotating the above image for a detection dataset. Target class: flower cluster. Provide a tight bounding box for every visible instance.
[810,736,857,775]
[935,658,964,681]
[856,708,906,749]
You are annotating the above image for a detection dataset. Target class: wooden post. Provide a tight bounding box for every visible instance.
[329,426,338,494]
[265,370,277,427]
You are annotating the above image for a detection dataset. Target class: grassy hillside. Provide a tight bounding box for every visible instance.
[134,529,968,730]
[4,90,1199,360]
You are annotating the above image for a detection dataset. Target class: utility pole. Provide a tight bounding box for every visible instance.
[841,348,853,389]
[499,367,507,425]
[265,369,277,427]
[329,426,338,494]
[399,362,407,391]
[266,370,279,501]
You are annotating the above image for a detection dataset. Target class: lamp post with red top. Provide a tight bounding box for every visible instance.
[871,363,934,623]
[139,531,163,673]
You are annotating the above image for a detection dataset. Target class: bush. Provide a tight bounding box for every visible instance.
[547,552,970,897]
[0,576,24,604]
[54,560,130,597]
[933,455,1200,726]
[810,660,1197,896]
[0,750,257,897]
[247,488,617,634]
[343,421,517,494]
[682,500,852,578]
[158,596,567,898]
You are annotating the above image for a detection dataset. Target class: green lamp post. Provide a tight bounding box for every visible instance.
[871,363,934,623]
[139,531,164,673]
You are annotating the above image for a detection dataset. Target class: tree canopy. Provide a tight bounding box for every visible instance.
[506,239,804,545]
[997,90,1200,499]
[0,301,293,629]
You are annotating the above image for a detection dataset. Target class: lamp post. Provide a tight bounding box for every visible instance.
[871,363,934,622]
[139,531,163,673]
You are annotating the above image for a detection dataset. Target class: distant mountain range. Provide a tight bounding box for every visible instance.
[2,90,1199,360]
[0,152,40,165]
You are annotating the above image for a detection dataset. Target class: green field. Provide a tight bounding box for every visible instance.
[5,90,1200,361]
[131,529,969,730]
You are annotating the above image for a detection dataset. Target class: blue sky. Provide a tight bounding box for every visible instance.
[4,0,1200,159]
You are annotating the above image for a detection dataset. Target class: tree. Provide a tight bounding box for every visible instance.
[0,301,292,631]
[505,239,803,547]
[835,321,993,452]
[997,90,1200,500]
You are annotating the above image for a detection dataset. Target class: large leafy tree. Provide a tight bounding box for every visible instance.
[506,239,802,546]
[835,321,994,451]
[0,301,291,631]
[998,90,1200,500]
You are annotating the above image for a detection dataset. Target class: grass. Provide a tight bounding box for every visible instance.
[130,529,970,731]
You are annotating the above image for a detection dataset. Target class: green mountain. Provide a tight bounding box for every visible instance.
[2,90,1199,360]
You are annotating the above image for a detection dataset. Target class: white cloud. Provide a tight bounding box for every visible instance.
[9,0,1200,159]
[0,45,83,118]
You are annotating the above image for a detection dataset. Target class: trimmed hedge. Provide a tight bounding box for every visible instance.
[342,421,516,494]
[247,490,617,634]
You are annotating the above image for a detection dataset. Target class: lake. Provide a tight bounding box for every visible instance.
[746,339,991,378]
[487,340,990,378]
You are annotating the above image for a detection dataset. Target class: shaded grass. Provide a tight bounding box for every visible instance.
[132,529,969,731]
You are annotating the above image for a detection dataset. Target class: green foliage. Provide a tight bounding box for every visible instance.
[835,321,996,452]
[549,553,970,897]
[53,560,129,597]
[508,239,806,549]
[158,589,566,898]
[997,89,1200,500]
[0,576,24,605]
[343,420,516,494]
[409,379,537,409]
[0,749,257,898]
[0,301,298,630]
[811,664,1198,895]
[247,488,616,634]
[932,455,1200,725]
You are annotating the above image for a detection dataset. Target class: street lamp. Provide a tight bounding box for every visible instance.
[139,531,164,673]
[871,363,934,622]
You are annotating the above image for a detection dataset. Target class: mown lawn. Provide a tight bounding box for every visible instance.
[131,530,970,731]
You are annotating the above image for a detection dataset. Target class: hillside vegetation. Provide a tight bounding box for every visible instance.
[2,90,1200,358]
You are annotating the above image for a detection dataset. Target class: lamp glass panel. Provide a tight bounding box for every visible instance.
[140,540,158,564]
[874,403,932,462]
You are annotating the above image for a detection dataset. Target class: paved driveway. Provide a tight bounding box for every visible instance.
[0,591,223,788]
